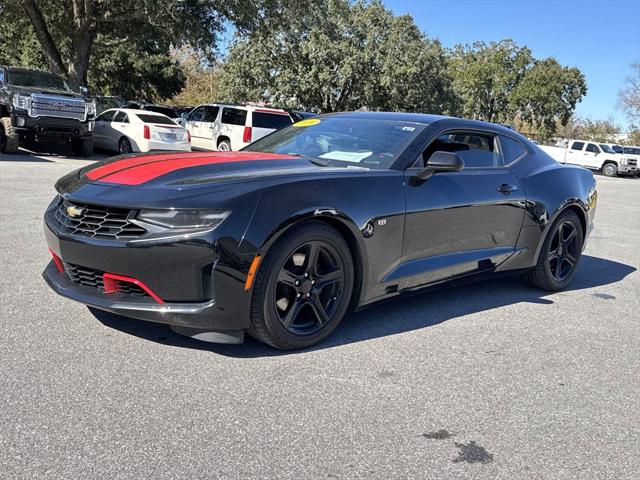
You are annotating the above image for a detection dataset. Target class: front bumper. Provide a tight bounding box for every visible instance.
[43,261,219,328]
[42,206,253,331]
[11,112,93,141]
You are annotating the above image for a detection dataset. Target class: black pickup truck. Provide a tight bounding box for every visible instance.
[0,66,95,156]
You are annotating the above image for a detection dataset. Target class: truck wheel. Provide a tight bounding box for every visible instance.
[1,117,19,154]
[602,162,617,177]
[72,137,93,157]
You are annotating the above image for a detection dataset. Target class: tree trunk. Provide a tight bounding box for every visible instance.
[22,0,65,76]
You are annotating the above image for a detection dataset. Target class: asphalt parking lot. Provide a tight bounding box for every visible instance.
[1,149,639,480]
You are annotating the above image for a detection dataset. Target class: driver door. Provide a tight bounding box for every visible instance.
[396,130,527,289]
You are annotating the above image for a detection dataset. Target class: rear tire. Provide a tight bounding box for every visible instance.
[1,117,19,154]
[249,222,354,350]
[217,139,231,151]
[524,210,583,291]
[118,137,132,154]
[602,162,617,177]
[72,137,93,157]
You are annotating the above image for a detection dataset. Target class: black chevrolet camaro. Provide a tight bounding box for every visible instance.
[43,112,597,349]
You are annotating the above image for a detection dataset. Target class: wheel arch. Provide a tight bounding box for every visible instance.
[532,201,588,265]
[254,209,367,312]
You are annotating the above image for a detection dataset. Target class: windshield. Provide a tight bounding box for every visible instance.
[243,116,426,169]
[8,69,71,91]
[599,144,616,154]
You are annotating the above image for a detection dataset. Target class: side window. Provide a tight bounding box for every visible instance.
[113,111,128,123]
[189,107,205,122]
[499,135,527,164]
[221,108,247,126]
[96,110,116,122]
[203,106,219,122]
[0,68,4,85]
[586,143,599,153]
[570,141,585,151]
[423,131,501,168]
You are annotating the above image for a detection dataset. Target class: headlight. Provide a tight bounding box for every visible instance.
[620,158,628,166]
[12,94,31,110]
[86,101,96,117]
[137,209,230,229]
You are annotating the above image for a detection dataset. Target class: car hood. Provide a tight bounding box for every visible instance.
[9,85,85,99]
[56,151,370,208]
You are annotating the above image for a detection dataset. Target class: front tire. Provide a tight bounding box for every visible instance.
[1,117,19,154]
[602,162,617,177]
[524,210,584,291]
[72,137,93,157]
[249,222,355,350]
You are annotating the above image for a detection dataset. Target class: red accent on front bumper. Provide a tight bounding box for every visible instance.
[102,272,165,304]
[49,248,65,273]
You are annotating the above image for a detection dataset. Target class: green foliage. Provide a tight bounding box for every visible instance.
[448,40,532,123]
[510,58,587,137]
[221,0,456,113]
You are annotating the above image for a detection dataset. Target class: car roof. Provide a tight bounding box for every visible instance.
[102,108,172,118]
[195,103,288,113]
[320,111,528,138]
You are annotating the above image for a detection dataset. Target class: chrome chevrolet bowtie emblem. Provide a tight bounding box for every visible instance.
[66,205,84,218]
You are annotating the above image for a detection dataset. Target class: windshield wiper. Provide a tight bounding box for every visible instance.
[303,156,330,167]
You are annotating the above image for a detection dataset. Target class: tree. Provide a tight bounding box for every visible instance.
[509,58,587,137]
[166,47,225,106]
[0,0,297,99]
[617,61,640,124]
[579,117,621,143]
[448,40,533,123]
[221,0,456,113]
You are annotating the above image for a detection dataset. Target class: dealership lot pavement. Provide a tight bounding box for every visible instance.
[1,151,638,480]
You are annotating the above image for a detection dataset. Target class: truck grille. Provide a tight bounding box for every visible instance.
[628,159,637,167]
[53,199,146,239]
[31,93,86,121]
[63,262,149,297]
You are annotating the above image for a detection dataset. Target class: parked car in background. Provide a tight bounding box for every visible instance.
[123,102,179,121]
[94,108,190,154]
[0,65,96,156]
[538,139,637,177]
[623,146,640,175]
[287,110,318,122]
[183,103,293,151]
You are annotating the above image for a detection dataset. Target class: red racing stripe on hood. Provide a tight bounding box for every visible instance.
[95,152,298,185]
[86,151,222,180]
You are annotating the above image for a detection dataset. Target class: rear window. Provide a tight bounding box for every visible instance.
[136,114,176,125]
[143,106,177,118]
[221,108,247,126]
[499,135,527,163]
[252,112,292,130]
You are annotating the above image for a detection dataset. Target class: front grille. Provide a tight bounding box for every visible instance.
[64,262,149,297]
[628,159,637,167]
[53,199,147,239]
[30,93,86,121]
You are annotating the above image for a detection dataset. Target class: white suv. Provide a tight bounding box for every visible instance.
[182,104,293,151]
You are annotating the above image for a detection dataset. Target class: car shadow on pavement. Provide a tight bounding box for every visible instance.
[91,254,636,357]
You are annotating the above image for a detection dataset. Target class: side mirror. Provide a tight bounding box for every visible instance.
[415,151,465,180]
[79,86,89,96]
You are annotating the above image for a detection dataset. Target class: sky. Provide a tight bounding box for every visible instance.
[384,0,640,129]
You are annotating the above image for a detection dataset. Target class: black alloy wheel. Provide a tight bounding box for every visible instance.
[274,240,345,335]
[249,222,354,350]
[524,210,584,291]
[547,221,580,282]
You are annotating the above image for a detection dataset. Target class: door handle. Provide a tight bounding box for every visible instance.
[497,184,518,195]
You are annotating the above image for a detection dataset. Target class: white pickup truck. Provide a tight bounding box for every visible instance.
[539,140,638,177]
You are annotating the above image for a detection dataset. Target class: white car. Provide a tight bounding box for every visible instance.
[182,104,293,151]
[94,108,191,154]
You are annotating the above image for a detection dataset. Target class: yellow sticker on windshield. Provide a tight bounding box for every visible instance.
[293,118,320,127]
